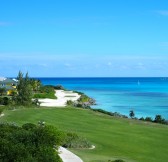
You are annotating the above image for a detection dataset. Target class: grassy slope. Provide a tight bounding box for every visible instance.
[1,107,168,162]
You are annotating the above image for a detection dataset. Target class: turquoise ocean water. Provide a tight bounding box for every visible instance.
[38,77,168,119]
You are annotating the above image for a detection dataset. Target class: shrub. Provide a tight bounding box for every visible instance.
[3,97,10,105]
[32,98,41,106]
[154,115,166,124]
[0,122,64,162]
[39,86,55,93]
[0,97,3,105]
[145,117,153,122]
[108,160,125,162]
[22,123,37,130]
[139,117,145,121]
[34,85,57,99]
[0,97,11,105]
[66,100,74,106]
[54,85,65,90]
[0,107,4,115]
[63,132,92,148]
[78,94,90,102]
[34,92,56,99]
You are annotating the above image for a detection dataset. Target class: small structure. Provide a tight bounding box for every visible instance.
[0,77,18,95]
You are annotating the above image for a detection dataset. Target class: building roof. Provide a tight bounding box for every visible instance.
[0,78,17,84]
[0,85,15,90]
[0,77,6,81]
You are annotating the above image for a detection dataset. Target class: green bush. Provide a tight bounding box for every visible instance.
[0,97,3,105]
[0,107,4,115]
[22,123,37,130]
[34,85,57,99]
[154,115,166,124]
[108,160,125,162]
[34,93,57,99]
[0,122,64,162]
[32,98,41,106]
[145,117,153,122]
[66,100,74,106]
[39,86,55,93]
[0,97,11,105]
[78,94,90,102]
[54,85,65,90]
[139,117,145,121]
[63,132,92,148]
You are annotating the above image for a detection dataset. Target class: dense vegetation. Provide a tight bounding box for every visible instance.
[0,72,59,106]
[0,122,64,162]
[33,85,57,99]
[0,97,10,105]
[0,120,92,162]
[90,108,168,125]
[0,107,4,115]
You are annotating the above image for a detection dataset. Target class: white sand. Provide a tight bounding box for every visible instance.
[58,146,83,162]
[38,90,80,107]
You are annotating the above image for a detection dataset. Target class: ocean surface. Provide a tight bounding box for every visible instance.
[38,77,168,119]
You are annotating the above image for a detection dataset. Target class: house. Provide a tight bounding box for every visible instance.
[0,77,18,95]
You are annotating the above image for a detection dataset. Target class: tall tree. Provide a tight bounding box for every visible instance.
[15,71,33,106]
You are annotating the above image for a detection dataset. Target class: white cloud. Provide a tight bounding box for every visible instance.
[138,62,144,66]
[157,10,168,16]
[120,65,130,70]
[0,21,10,26]
[64,63,71,67]
[38,63,48,67]
[160,42,168,47]
[107,62,112,66]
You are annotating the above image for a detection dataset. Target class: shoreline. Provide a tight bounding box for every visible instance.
[39,77,168,120]
[38,90,81,107]
[37,88,168,125]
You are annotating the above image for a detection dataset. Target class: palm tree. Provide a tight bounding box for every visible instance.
[30,79,41,92]
[129,110,135,119]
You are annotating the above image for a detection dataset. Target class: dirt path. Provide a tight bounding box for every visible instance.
[58,146,83,162]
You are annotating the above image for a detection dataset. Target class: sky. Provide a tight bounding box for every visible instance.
[0,0,168,77]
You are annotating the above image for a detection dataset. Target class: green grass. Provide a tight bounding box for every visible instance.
[1,107,168,162]
[33,92,57,99]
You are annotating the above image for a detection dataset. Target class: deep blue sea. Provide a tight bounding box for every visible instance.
[38,77,168,119]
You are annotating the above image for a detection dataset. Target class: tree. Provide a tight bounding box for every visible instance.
[15,71,33,106]
[129,110,135,119]
[30,79,41,92]
[154,115,165,124]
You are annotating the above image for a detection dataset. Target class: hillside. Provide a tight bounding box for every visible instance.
[1,107,168,162]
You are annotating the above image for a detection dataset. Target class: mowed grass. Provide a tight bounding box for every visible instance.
[1,107,168,162]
